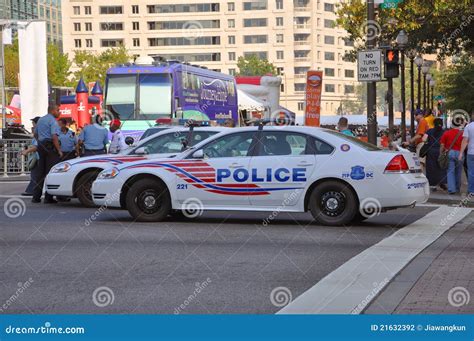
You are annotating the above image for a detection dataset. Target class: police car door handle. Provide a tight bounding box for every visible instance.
[297,162,313,166]
[229,163,244,169]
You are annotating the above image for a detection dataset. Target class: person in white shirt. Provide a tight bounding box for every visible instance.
[108,119,128,154]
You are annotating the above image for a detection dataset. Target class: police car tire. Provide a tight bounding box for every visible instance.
[76,171,100,208]
[309,181,357,226]
[126,179,171,222]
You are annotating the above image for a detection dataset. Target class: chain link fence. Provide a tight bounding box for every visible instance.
[0,139,33,176]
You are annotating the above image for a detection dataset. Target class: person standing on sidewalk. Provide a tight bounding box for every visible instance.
[403,110,429,172]
[58,118,77,161]
[108,119,128,154]
[21,116,41,196]
[441,120,464,194]
[422,118,447,191]
[32,103,63,204]
[77,115,109,157]
[459,119,474,195]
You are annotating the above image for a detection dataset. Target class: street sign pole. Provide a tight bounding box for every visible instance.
[367,0,377,146]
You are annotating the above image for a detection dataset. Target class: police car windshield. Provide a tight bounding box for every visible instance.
[140,127,170,140]
[324,130,381,151]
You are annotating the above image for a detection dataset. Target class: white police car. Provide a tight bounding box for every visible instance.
[91,126,429,226]
[45,126,227,207]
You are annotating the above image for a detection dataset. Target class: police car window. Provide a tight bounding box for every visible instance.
[308,137,335,155]
[191,131,217,145]
[132,133,185,154]
[201,132,254,158]
[324,130,381,151]
[256,132,308,156]
[140,127,170,140]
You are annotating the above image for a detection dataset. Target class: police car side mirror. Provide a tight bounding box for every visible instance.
[125,136,135,146]
[134,147,147,155]
[192,149,204,159]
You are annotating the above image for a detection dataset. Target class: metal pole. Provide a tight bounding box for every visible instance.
[387,78,394,143]
[417,66,421,110]
[423,74,427,110]
[400,50,406,142]
[367,0,377,145]
[0,24,6,139]
[410,58,415,137]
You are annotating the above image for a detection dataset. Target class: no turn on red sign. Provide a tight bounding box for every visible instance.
[357,50,382,82]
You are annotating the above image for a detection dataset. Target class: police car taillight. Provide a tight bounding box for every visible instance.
[384,155,409,173]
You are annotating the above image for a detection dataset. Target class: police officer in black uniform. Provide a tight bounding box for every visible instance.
[32,103,63,203]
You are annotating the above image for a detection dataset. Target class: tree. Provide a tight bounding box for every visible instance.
[437,56,474,113]
[72,46,131,84]
[4,39,19,88]
[336,0,474,61]
[47,44,72,86]
[236,55,277,76]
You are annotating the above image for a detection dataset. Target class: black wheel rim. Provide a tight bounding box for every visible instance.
[320,191,346,217]
[137,189,162,215]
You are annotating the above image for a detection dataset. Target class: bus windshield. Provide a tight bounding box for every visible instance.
[105,73,172,120]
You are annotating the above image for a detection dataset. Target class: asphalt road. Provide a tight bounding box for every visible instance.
[0,181,436,314]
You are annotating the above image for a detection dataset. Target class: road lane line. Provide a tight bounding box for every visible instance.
[0,181,29,184]
[277,206,472,314]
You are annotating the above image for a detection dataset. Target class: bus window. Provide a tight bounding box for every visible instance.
[105,75,136,120]
[139,74,172,118]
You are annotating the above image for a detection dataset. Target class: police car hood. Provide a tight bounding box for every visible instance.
[114,155,184,171]
[68,153,177,167]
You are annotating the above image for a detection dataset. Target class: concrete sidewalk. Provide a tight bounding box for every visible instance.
[0,174,30,182]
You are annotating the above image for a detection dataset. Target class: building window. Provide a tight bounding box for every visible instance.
[276,17,283,26]
[74,39,81,48]
[324,35,335,44]
[276,67,284,75]
[229,68,236,75]
[147,4,220,14]
[324,3,334,12]
[228,2,235,11]
[345,69,355,78]
[325,84,335,92]
[100,22,124,31]
[344,38,354,47]
[133,22,140,30]
[324,52,335,60]
[101,39,124,47]
[243,51,268,59]
[228,36,236,44]
[298,102,304,111]
[148,20,220,30]
[325,68,335,77]
[243,18,267,27]
[148,36,221,46]
[73,23,81,31]
[133,38,140,47]
[324,19,334,28]
[277,51,284,59]
[228,52,236,61]
[73,6,80,15]
[276,34,284,43]
[86,39,93,47]
[294,83,306,92]
[276,0,283,10]
[84,6,91,15]
[244,35,267,44]
[344,85,355,94]
[228,19,235,28]
[85,23,92,31]
[158,53,221,62]
[99,6,123,14]
[132,5,139,14]
[243,1,268,10]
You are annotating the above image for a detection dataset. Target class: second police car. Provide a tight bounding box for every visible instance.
[91,126,430,226]
[45,126,228,207]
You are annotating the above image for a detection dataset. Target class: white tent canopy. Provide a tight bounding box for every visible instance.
[237,89,268,112]
[319,115,409,127]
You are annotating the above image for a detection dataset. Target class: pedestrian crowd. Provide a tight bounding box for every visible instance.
[21,103,131,203]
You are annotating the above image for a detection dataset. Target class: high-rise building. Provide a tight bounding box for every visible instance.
[61,0,358,117]
[0,0,38,20]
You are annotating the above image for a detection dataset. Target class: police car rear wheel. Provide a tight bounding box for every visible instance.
[126,179,171,222]
[309,181,357,226]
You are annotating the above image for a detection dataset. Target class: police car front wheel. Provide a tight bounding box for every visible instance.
[309,181,357,226]
[126,179,171,222]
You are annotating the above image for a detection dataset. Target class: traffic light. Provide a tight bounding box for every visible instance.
[384,49,400,78]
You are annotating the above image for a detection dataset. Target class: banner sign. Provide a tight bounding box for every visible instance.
[304,70,323,127]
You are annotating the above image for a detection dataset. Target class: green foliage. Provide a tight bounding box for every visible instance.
[47,44,72,86]
[72,46,131,84]
[4,38,19,88]
[336,0,474,60]
[236,55,277,76]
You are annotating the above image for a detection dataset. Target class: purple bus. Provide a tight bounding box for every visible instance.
[104,59,239,138]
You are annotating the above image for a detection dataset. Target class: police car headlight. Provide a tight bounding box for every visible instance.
[97,167,120,180]
[51,162,71,173]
